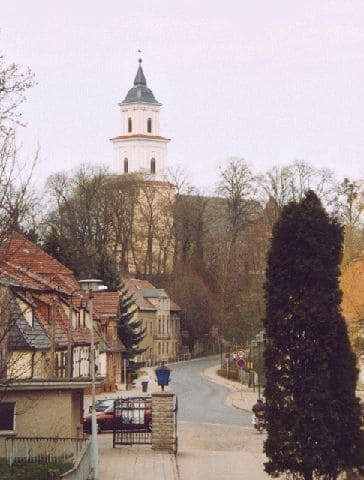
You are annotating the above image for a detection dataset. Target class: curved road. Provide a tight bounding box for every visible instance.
[169,356,251,426]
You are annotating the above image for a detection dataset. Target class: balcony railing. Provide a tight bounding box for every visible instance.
[153,332,171,339]
[5,436,89,467]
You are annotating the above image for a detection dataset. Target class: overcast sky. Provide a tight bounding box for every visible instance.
[2,0,364,192]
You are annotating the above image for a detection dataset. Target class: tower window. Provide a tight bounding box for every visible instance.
[151,158,156,174]
[124,158,128,173]
[128,117,132,133]
[147,118,152,133]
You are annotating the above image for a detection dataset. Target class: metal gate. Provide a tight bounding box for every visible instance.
[112,397,152,447]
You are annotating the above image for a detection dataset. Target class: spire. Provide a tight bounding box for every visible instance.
[121,57,161,106]
[134,58,147,86]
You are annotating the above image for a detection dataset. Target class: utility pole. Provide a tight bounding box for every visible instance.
[79,278,107,480]
[50,301,56,377]
[88,288,98,480]
[67,304,73,379]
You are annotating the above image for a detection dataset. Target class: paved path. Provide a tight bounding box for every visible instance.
[96,359,270,479]
[98,434,178,480]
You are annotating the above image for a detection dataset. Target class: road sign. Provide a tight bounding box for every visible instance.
[225,353,230,359]
[237,350,246,359]
[236,358,245,369]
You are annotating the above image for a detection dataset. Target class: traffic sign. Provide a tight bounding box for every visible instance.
[236,358,245,369]
[237,350,246,359]
[225,353,230,359]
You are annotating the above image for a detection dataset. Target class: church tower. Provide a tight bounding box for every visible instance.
[110,59,170,178]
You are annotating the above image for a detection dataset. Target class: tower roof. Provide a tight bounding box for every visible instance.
[121,59,161,106]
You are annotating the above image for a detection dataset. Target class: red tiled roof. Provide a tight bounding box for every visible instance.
[0,232,80,293]
[170,300,181,312]
[110,134,170,142]
[104,335,125,352]
[93,292,120,321]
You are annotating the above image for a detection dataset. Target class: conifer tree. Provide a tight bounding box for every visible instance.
[117,281,146,365]
[263,190,362,480]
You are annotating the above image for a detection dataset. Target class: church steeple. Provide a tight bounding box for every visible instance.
[111,58,170,178]
[134,58,147,86]
[121,58,160,106]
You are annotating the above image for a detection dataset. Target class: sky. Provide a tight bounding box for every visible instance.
[1,0,364,192]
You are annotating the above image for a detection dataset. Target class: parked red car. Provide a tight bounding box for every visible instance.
[83,399,152,433]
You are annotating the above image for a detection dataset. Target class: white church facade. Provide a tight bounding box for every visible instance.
[110,59,170,179]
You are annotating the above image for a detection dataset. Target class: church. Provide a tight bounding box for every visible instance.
[110,58,170,179]
[109,59,175,276]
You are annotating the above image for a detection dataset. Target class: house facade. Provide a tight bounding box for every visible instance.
[341,254,364,384]
[0,232,125,451]
[124,278,181,365]
[92,291,124,390]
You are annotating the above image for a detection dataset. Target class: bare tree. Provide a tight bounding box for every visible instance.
[259,160,337,213]
[335,178,364,265]
[0,53,37,245]
[106,173,140,273]
[217,158,259,246]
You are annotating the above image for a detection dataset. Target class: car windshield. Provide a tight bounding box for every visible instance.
[96,399,114,411]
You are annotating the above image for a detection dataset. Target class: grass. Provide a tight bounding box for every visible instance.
[0,459,73,480]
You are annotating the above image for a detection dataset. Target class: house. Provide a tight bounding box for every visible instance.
[124,278,181,364]
[92,291,124,390]
[341,254,364,384]
[0,232,109,455]
[0,232,99,381]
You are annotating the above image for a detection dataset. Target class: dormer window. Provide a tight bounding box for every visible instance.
[151,158,156,174]
[124,158,129,173]
[147,118,152,133]
[128,117,132,133]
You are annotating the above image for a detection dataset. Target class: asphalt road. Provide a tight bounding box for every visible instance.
[169,356,251,426]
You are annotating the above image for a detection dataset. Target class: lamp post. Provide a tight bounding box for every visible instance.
[79,279,107,480]
[219,336,224,368]
[250,339,257,392]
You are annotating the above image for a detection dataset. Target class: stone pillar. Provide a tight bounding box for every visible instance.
[151,392,176,452]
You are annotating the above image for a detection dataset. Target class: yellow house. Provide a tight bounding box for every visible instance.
[124,278,181,365]
[341,254,364,384]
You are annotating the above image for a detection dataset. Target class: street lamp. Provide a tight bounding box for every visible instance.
[251,339,258,392]
[155,362,171,391]
[79,279,107,480]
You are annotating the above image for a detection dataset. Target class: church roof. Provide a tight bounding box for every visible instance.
[121,60,161,106]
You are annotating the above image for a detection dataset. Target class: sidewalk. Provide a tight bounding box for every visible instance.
[95,362,263,480]
[94,368,178,480]
[202,364,259,413]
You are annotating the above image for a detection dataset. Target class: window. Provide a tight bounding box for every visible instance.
[128,117,132,133]
[0,402,15,431]
[151,158,156,174]
[124,158,128,173]
[158,343,161,355]
[147,117,152,133]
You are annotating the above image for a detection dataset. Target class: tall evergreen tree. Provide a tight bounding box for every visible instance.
[263,190,362,480]
[117,281,146,364]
